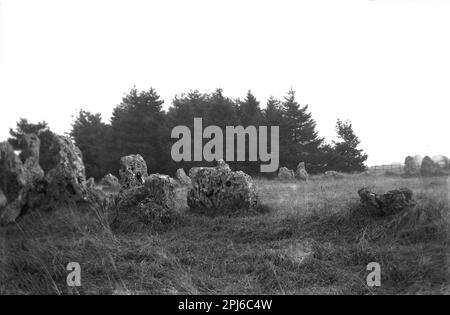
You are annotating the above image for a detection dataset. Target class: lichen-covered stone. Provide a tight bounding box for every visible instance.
[358,187,416,216]
[404,156,419,177]
[187,160,258,213]
[278,167,295,180]
[175,168,191,186]
[119,154,148,189]
[421,156,443,177]
[144,174,176,209]
[100,173,120,188]
[295,162,308,181]
[44,133,87,203]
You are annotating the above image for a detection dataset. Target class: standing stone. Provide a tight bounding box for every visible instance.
[421,156,442,177]
[278,167,295,180]
[187,160,259,213]
[100,173,120,188]
[86,177,96,188]
[295,162,309,181]
[119,154,148,189]
[0,136,45,225]
[144,174,176,209]
[175,168,191,186]
[404,156,419,177]
[0,188,7,209]
[44,133,87,203]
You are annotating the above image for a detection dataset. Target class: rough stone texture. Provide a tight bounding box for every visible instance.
[187,160,259,213]
[143,174,176,209]
[0,139,44,225]
[119,154,148,189]
[421,156,443,177]
[324,171,345,179]
[86,177,96,188]
[100,173,120,188]
[175,168,191,186]
[44,133,87,203]
[278,167,295,180]
[358,187,416,216]
[0,188,6,209]
[21,134,45,182]
[136,197,176,226]
[295,162,309,181]
[404,156,419,177]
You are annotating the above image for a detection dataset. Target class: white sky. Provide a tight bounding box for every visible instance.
[0,0,449,166]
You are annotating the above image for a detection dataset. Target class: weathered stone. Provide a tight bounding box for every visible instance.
[44,133,87,203]
[432,155,449,169]
[0,139,43,225]
[100,173,120,188]
[324,171,345,179]
[86,177,96,188]
[187,160,258,213]
[278,167,295,180]
[144,174,176,209]
[119,154,148,189]
[136,197,176,226]
[175,168,191,186]
[0,188,6,209]
[421,156,443,177]
[295,162,309,181]
[404,156,419,177]
[358,187,416,216]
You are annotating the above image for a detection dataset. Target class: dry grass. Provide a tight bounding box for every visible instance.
[0,174,448,295]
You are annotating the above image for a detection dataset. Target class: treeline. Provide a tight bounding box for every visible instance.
[8,87,368,179]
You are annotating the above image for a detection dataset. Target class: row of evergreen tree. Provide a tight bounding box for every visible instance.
[8,87,368,179]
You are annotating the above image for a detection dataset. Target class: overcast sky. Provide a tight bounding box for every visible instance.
[0,0,449,166]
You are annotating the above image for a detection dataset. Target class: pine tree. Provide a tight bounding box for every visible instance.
[70,110,111,179]
[238,90,262,126]
[280,89,324,171]
[328,119,368,172]
[8,118,49,151]
[110,87,170,173]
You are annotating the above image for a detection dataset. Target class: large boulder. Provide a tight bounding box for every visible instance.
[295,162,308,181]
[358,187,416,216]
[404,156,419,177]
[119,154,148,189]
[44,133,87,203]
[187,160,258,213]
[278,167,295,180]
[175,168,191,186]
[420,156,443,177]
[100,173,120,188]
[114,173,176,228]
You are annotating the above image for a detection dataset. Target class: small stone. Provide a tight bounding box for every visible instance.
[278,167,295,180]
[295,162,308,181]
[404,156,419,177]
[100,173,120,188]
[119,154,148,189]
[175,168,191,186]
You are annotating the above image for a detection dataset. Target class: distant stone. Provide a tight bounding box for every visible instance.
[100,173,120,188]
[175,168,191,186]
[421,156,443,177]
[278,167,295,180]
[119,154,148,189]
[324,171,345,179]
[295,162,309,181]
[404,156,419,177]
[86,177,96,188]
[432,155,449,169]
[187,160,259,213]
[358,187,416,216]
[0,188,7,209]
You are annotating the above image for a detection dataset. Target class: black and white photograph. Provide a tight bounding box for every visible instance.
[0,0,449,299]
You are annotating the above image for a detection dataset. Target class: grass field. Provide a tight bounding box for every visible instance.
[1,174,448,295]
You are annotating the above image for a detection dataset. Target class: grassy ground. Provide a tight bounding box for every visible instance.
[0,174,448,295]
